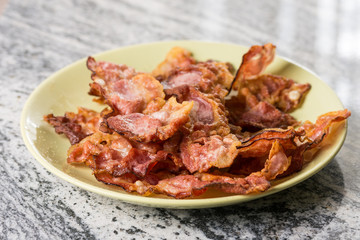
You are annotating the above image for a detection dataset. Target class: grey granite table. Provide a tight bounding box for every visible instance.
[1,0,359,239]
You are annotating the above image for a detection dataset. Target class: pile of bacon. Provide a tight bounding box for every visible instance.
[44,43,350,198]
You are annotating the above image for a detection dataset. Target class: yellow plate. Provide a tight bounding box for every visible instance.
[21,41,347,209]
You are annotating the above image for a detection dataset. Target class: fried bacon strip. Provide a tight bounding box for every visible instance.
[44,108,101,144]
[168,86,230,136]
[162,61,234,96]
[252,140,291,180]
[227,43,308,132]
[68,132,180,180]
[298,109,351,146]
[152,46,196,80]
[87,57,165,115]
[238,75,311,113]
[240,101,298,129]
[232,43,276,90]
[237,128,299,158]
[153,47,234,94]
[106,97,193,142]
[199,61,235,89]
[180,133,240,173]
[162,64,216,93]
[226,98,298,131]
[67,132,132,165]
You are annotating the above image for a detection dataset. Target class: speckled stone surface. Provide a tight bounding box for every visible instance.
[1,0,359,239]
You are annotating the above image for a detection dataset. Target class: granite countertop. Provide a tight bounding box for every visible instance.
[1,0,359,239]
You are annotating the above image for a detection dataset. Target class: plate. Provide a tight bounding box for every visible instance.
[21,41,347,209]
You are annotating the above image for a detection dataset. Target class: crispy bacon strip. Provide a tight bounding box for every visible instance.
[154,173,270,198]
[198,61,235,89]
[68,132,179,179]
[227,99,298,131]
[238,75,311,112]
[67,132,132,165]
[87,57,165,115]
[278,142,309,177]
[238,128,300,158]
[106,97,193,142]
[162,65,216,93]
[180,133,241,173]
[98,172,269,199]
[254,140,291,180]
[111,148,169,178]
[152,47,196,80]
[167,86,230,136]
[162,61,234,96]
[44,108,101,144]
[232,43,276,90]
[95,172,151,195]
[298,109,351,146]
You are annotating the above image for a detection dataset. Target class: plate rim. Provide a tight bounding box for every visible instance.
[20,40,348,209]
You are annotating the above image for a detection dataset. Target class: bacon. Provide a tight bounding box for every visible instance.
[94,172,151,195]
[232,43,276,90]
[274,77,311,112]
[154,143,287,197]
[242,101,297,128]
[238,128,299,158]
[166,86,230,136]
[153,175,209,198]
[229,128,297,176]
[68,132,179,179]
[230,128,300,175]
[278,142,309,177]
[198,61,235,89]
[298,109,351,146]
[228,100,298,131]
[44,44,351,199]
[44,108,101,144]
[106,97,193,142]
[111,148,169,178]
[94,140,290,198]
[162,62,234,97]
[87,57,165,115]
[67,132,132,165]
[180,133,240,173]
[152,47,196,80]
[162,65,215,93]
[254,140,291,180]
[237,75,311,112]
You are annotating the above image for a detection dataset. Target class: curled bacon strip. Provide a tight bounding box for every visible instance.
[68,132,180,181]
[87,57,165,115]
[152,46,196,80]
[106,97,193,142]
[67,132,132,165]
[239,101,298,130]
[238,75,311,113]
[238,128,299,158]
[231,43,276,90]
[299,109,351,146]
[180,133,240,173]
[44,108,101,144]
